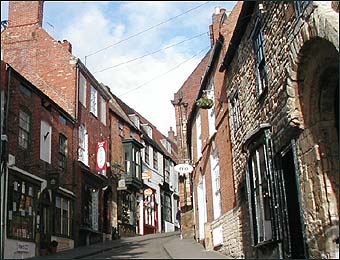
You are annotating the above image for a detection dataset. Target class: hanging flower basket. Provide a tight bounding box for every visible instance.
[196,97,214,109]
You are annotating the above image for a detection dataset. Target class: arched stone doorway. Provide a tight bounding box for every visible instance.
[297,37,339,258]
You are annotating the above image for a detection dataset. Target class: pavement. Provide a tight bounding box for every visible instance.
[29,231,231,259]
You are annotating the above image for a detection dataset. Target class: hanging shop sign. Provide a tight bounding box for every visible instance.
[174,164,193,174]
[142,171,152,180]
[144,188,153,197]
[96,140,107,171]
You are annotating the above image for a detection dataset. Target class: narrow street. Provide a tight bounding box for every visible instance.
[83,232,229,259]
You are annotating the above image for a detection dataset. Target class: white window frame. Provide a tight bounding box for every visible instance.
[196,111,202,159]
[207,79,216,138]
[100,95,106,125]
[78,124,88,166]
[210,147,221,219]
[90,85,98,117]
[79,72,87,107]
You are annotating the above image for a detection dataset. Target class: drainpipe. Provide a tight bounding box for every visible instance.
[1,65,11,259]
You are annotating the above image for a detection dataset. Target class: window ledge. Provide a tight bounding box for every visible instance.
[254,239,276,248]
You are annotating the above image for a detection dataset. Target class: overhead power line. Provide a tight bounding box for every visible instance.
[93,31,209,74]
[118,45,210,97]
[84,1,210,64]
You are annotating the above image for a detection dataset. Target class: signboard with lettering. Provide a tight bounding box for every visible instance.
[17,242,29,252]
[174,164,193,174]
[96,140,107,171]
[142,171,152,180]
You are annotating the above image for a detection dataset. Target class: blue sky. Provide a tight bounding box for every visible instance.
[1,1,237,135]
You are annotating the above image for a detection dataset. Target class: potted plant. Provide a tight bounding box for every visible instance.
[50,240,58,254]
[196,96,214,109]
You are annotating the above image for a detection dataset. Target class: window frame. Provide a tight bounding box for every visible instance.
[252,19,268,98]
[54,195,73,238]
[18,109,31,150]
[79,72,87,107]
[245,128,276,247]
[144,143,150,165]
[153,149,158,170]
[90,85,98,117]
[58,134,68,171]
[7,174,39,241]
[100,95,106,125]
[231,91,242,133]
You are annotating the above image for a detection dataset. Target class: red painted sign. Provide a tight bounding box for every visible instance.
[96,140,107,171]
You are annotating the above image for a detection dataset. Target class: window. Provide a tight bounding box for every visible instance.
[78,124,88,165]
[18,110,30,149]
[207,80,216,138]
[294,1,309,17]
[210,147,221,219]
[196,112,202,158]
[164,159,170,184]
[144,144,149,164]
[153,150,158,170]
[7,174,39,241]
[144,193,156,227]
[55,195,73,237]
[100,96,106,125]
[90,85,98,117]
[59,114,67,125]
[59,134,68,171]
[19,84,32,97]
[252,20,267,97]
[245,129,274,245]
[40,121,52,163]
[118,122,124,137]
[123,139,143,179]
[79,72,86,107]
[163,193,172,222]
[83,185,98,231]
[232,91,242,132]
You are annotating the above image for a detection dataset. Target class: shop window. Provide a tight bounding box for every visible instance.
[18,109,31,150]
[7,175,39,241]
[55,195,73,237]
[82,186,98,231]
[58,134,68,171]
[252,19,268,97]
[144,193,156,227]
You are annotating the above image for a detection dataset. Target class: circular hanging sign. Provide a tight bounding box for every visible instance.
[174,164,193,174]
[144,188,153,197]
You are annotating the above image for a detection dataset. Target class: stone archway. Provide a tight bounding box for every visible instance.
[296,37,339,258]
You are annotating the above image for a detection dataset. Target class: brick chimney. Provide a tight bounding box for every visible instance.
[210,6,226,46]
[168,127,175,143]
[8,1,44,28]
[62,40,72,54]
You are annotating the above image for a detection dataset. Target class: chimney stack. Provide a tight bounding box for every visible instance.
[8,1,44,28]
[210,6,226,46]
[168,127,175,142]
[61,40,72,54]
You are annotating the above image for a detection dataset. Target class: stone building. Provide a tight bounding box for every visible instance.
[218,1,338,259]
[174,1,338,259]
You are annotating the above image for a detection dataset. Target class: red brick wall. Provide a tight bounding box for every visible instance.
[8,1,44,27]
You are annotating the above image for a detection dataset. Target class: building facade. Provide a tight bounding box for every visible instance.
[174,1,338,259]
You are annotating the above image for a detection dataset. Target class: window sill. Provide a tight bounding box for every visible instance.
[254,239,277,248]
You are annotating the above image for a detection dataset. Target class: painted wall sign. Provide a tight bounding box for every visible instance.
[96,140,107,171]
[174,164,193,174]
[17,242,29,252]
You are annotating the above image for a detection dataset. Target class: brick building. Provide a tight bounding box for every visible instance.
[1,0,112,255]
[1,61,77,258]
[174,1,338,259]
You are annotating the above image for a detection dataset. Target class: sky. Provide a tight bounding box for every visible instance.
[1,1,236,136]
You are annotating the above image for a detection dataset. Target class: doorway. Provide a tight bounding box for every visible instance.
[281,148,306,259]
